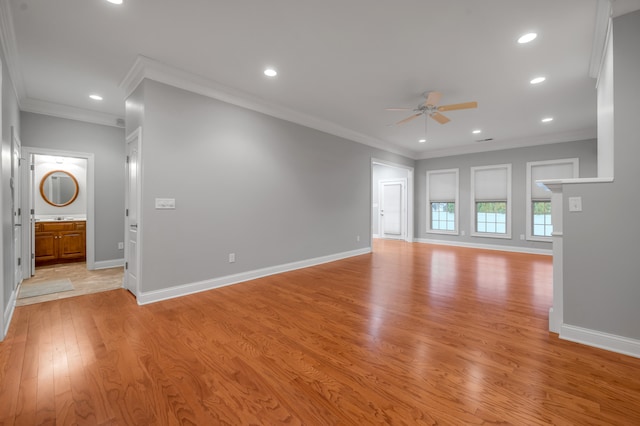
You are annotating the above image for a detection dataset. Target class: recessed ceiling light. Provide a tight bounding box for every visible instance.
[264,68,277,77]
[518,33,537,44]
[472,129,482,134]
[418,139,427,143]
[541,117,554,123]
[89,94,103,101]
[106,0,123,4]
[530,77,546,85]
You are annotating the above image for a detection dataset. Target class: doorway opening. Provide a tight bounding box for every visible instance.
[371,159,414,245]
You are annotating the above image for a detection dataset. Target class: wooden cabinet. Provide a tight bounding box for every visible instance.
[35,221,86,266]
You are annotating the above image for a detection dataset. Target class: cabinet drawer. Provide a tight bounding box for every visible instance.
[75,221,86,230]
[40,222,75,231]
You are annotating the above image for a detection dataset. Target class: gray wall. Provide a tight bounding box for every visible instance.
[128,79,413,293]
[415,139,597,250]
[372,164,409,235]
[1,52,21,334]
[20,112,126,263]
[563,11,640,340]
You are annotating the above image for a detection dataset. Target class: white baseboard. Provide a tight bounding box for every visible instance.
[2,287,18,341]
[560,324,640,359]
[414,238,552,256]
[137,247,372,305]
[93,259,125,270]
[372,234,380,238]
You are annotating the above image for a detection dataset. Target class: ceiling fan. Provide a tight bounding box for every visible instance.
[387,92,478,126]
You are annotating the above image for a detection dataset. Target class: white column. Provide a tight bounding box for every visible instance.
[544,182,564,333]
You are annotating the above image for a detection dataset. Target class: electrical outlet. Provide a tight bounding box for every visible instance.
[520,234,525,240]
[118,242,124,250]
[356,235,360,242]
[229,253,236,263]
[461,230,465,236]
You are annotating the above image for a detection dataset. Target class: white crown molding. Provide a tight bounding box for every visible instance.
[0,0,26,104]
[120,55,418,159]
[589,0,612,79]
[416,127,597,160]
[21,98,124,128]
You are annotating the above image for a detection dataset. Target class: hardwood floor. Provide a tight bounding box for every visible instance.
[1,240,639,424]
[16,263,123,307]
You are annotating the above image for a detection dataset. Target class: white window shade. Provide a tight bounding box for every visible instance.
[531,162,575,199]
[428,170,457,201]
[474,167,508,201]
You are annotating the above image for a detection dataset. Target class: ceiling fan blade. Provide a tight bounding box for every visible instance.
[424,91,442,107]
[438,101,478,112]
[396,113,422,125]
[430,112,451,124]
[385,107,412,111]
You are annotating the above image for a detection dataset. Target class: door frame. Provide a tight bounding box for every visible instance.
[379,178,407,240]
[371,158,414,243]
[11,126,23,289]
[21,147,95,276]
[124,127,142,297]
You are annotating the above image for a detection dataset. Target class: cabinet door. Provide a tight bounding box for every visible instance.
[59,231,86,260]
[35,231,57,263]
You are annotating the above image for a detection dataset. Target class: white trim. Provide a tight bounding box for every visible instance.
[590,0,613,80]
[415,238,552,256]
[0,0,25,104]
[426,168,459,236]
[22,147,96,270]
[539,177,614,186]
[470,163,512,239]
[94,259,125,270]
[120,56,417,159]
[136,247,371,305]
[3,287,17,340]
[526,158,579,242]
[372,234,380,239]
[561,324,640,359]
[21,98,123,129]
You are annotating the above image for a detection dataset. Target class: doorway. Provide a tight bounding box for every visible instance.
[371,159,414,243]
[19,148,97,298]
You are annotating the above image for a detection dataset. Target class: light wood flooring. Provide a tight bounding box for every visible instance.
[1,240,639,424]
[16,262,124,306]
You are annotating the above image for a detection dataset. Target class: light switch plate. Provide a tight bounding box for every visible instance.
[155,198,176,209]
[568,196,582,212]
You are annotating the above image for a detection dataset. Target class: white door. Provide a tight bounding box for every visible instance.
[124,129,141,296]
[380,181,405,240]
[11,127,23,288]
[29,154,35,275]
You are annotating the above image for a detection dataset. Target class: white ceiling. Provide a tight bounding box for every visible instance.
[3,0,640,158]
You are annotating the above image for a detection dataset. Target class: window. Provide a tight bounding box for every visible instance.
[427,169,458,234]
[471,164,511,238]
[526,159,578,241]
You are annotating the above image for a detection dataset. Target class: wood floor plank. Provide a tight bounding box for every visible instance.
[1,240,640,424]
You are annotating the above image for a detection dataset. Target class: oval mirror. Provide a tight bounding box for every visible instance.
[40,170,79,207]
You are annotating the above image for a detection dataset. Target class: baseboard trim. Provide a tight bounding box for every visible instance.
[2,287,18,341]
[560,324,640,359]
[93,259,125,270]
[414,238,552,256]
[137,247,372,305]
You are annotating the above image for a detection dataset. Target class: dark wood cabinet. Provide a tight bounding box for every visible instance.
[35,221,86,266]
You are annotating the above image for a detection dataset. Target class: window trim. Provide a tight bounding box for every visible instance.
[470,164,512,239]
[426,168,459,235]
[525,158,578,242]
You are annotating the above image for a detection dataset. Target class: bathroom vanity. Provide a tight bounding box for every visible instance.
[34,220,86,266]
